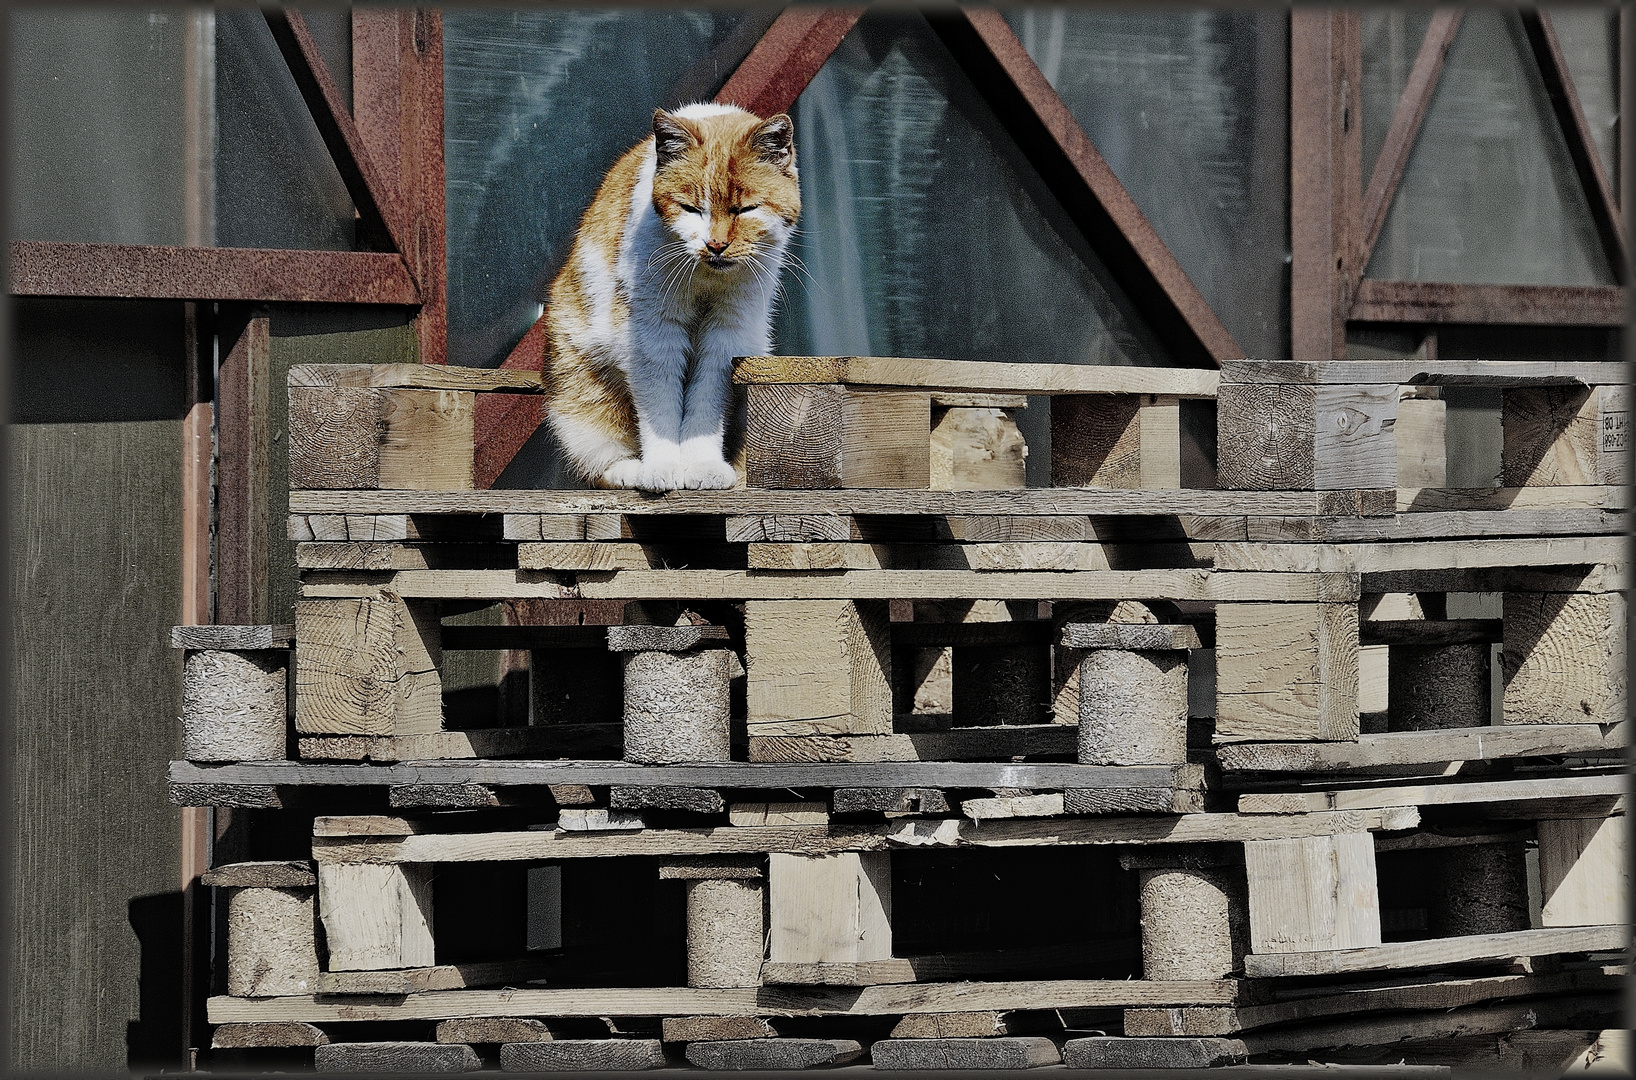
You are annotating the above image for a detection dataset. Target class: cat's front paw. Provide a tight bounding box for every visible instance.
[600,459,647,489]
[678,459,739,490]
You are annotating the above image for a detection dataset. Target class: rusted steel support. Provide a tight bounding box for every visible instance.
[352,7,448,364]
[8,241,419,304]
[1290,8,1360,359]
[715,6,864,117]
[1352,280,1627,327]
[265,8,412,257]
[1522,10,1628,283]
[1356,10,1462,281]
[928,7,1239,368]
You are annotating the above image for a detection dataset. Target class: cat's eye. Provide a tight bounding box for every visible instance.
[731,205,759,215]
[677,202,702,215]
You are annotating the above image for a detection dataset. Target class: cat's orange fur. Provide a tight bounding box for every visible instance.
[543,104,801,490]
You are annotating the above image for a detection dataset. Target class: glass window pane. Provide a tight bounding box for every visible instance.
[1364,10,1614,286]
[1361,8,1436,184]
[214,9,357,251]
[8,8,197,245]
[776,9,1168,370]
[442,9,766,369]
[1002,9,1288,359]
[1544,5,1619,189]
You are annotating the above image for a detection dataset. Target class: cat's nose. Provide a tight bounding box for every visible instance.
[705,239,728,255]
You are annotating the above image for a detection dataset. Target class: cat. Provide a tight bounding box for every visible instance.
[543,103,801,491]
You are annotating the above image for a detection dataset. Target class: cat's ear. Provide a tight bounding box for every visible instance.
[750,113,795,170]
[652,110,700,170]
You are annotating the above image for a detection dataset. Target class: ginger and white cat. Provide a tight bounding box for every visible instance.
[543,104,801,490]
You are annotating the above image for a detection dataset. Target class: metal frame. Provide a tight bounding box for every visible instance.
[1293,5,1630,354]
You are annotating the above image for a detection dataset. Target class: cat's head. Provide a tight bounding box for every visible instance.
[649,104,801,273]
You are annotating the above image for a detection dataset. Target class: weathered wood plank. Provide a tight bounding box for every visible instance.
[300,808,1418,864]
[1221,360,1626,386]
[288,487,1388,516]
[1237,772,1624,813]
[208,978,1244,1024]
[1245,833,1380,954]
[1243,925,1629,978]
[733,355,1219,397]
[290,362,541,392]
[298,568,1359,603]
[1216,724,1624,772]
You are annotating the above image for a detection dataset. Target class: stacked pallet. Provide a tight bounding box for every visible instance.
[173,356,1628,1072]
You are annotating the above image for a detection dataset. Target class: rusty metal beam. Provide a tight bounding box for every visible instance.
[1291,8,1362,359]
[1522,9,1628,283]
[1356,10,1462,283]
[475,321,549,489]
[265,8,413,257]
[715,6,863,116]
[925,7,1240,368]
[8,241,420,304]
[352,7,448,364]
[1350,280,1626,326]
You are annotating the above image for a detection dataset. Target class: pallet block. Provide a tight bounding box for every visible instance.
[317,862,435,971]
[294,595,442,736]
[1243,833,1381,954]
[1502,588,1625,725]
[1538,815,1628,927]
[1051,393,1181,488]
[745,599,891,746]
[1215,602,1359,741]
[929,401,1027,489]
[744,383,930,488]
[288,363,540,493]
[1502,384,1629,487]
[1217,381,1398,490]
[204,862,321,997]
[315,1041,481,1071]
[767,852,891,970]
[500,1039,666,1070]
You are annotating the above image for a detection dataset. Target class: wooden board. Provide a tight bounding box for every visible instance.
[1124,968,1625,1035]
[298,568,1360,603]
[1242,924,1628,978]
[288,487,1391,517]
[761,938,1135,985]
[745,600,892,737]
[314,958,548,995]
[1220,359,1626,386]
[1237,772,1625,813]
[733,355,1219,397]
[302,808,1420,864]
[742,541,1207,572]
[290,363,541,392]
[1216,724,1625,773]
[1213,535,1624,573]
[1395,485,1625,511]
[208,979,1244,1024]
[174,758,1188,790]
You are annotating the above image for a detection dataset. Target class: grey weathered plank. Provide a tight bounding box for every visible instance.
[200,861,316,888]
[871,1036,1062,1069]
[499,1039,665,1070]
[298,567,1359,603]
[1221,359,1626,386]
[209,980,1245,1024]
[1237,772,1625,813]
[1217,724,1625,773]
[304,809,1420,864]
[733,354,1219,397]
[1242,925,1628,977]
[684,1038,863,1069]
[289,487,1386,517]
[171,758,1189,790]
